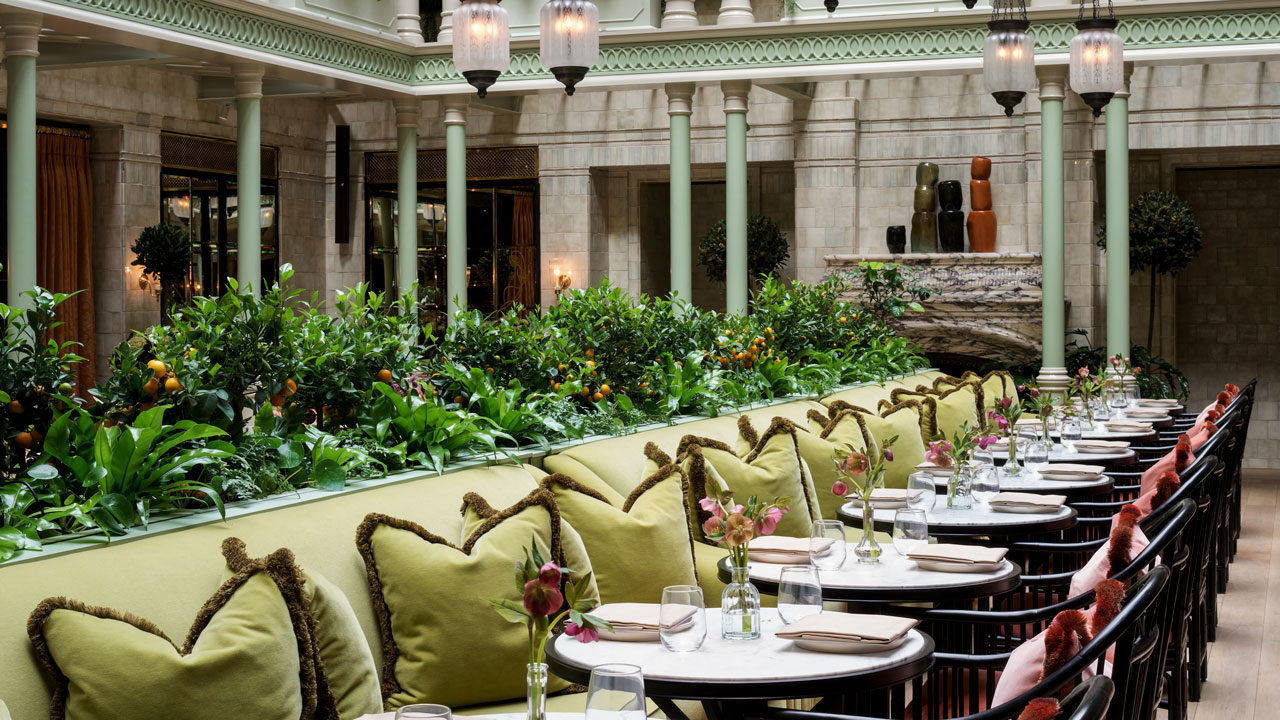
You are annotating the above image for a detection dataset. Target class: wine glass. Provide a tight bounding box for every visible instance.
[777,565,823,624]
[971,465,1001,504]
[1060,417,1082,454]
[1107,389,1128,415]
[907,472,938,511]
[396,705,452,720]
[974,448,996,468]
[892,509,930,555]
[1025,440,1050,471]
[586,664,647,720]
[1125,387,1140,408]
[810,520,847,570]
[659,585,706,652]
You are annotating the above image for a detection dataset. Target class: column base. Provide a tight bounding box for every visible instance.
[717,0,754,25]
[1035,366,1071,399]
[661,0,698,28]
[1105,367,1138,392]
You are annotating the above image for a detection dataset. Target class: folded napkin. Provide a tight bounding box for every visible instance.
[906,543,1009,565]
[1073,439,1130,449]
[1038,463,1105,476]
[592,603,696,632]
[750,536,835,557]
[1137,399,1179,407]
[989,491,1066,508]
[775,613,917,644]
[1103,421,1153,431]
[851,488,925,503]
[914,461,953,475]
[1123,409,1169,418]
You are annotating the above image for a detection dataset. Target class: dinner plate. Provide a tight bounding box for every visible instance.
[989,504,1062,514]
[748,551,824,564]
[791,634,909,654]
[847,498,908,509]
[912,559,1006,573]
[1038,471,1104,482]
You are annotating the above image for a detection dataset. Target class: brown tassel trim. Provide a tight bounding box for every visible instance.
[1152,470,1180,510]
[807,408,833,432]
[1090,579,1126,636]
[1016,698,1062,720]
[736,415,760,449]
[740,417,818,523]
[1040,609,1093,681]
[825,399,876,419]
[878,398,931,443]
[29,548,334,720]
[1174,441,1193,472]
[643,441,673,468]
[1116,504,1141,528]
[933,381,986,427]
[819,408,874,454]
[1216,391,1232,406]
[1226,383,1240,397]
[356,489,562,705]
[1107,524,1135,577]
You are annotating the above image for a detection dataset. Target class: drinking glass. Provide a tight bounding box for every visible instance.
[777,565,823,624]
[1125,387,1140,408]
[586,664,647,720]
[974,448,996,468]
[810,520,847,570]
[971,466,1000,504]
[1108,389,1127,414]
[659,585,706,653]
[1025,440,1050,471]
[1060,417,1082,453]
[892,509,930,555]
[908,472,938,511]
[396,705,452,720]
[1090,398,1111,422]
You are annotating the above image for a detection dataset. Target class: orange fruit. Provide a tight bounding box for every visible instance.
[591,392,604,402]
[453,395,465,404]
[7,400,22,414]
[580,387,590,397]
[600,384,612,395]
[586,360,595,369]
[142,378,159,397]
[839,316,847,323]
[284,378,297,397]
[147,359,168,378]
[585,349,594,358]
[270,394,285,407]
[15,431,33,449]
[376,369,393,383]
[165,377,182,393]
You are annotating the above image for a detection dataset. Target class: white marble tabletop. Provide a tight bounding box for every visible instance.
[992,446,1135,464]
[929,469,1112,493]
[551,608,930,682]
[358,714,580,720]
[746,544,1017,590]
[848,496,1076,528]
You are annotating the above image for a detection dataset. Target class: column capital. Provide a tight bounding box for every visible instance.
[1113,61,1135,100]
[394,99,421,127]
[1036,65,1068,101]
[666,83,695,116]
[232,64,264,98]
[1,12,42,57]
[443,95,469,125]
[721,80,751,114]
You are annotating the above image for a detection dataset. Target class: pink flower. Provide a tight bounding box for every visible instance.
[522,578,564,618]
[1123,356,1131,364]
[703,515,724,537]
[831,480,850,497]
[1017,385,1026,394]
[564,621,599,644]
[977,435,999,450]
[998,396,1012,409]
[883,448,894,462]
[994,415,1009,431]
[724,514,755,547]
[538,562,561,587]
[757,506,785,536]
[841,452,868,476]
[1133,366,1142,374]
[1028,386,1041,399]
[1111,356,1121,367]
[1078,367,1090,377]
[925,440,953,468]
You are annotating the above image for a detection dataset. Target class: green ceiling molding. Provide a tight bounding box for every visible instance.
[39,0,1280,87]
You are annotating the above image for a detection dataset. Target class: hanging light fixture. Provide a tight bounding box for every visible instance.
[540,0,599,95]
[1069,0,1124,116]
[452,0,510,98]
[982,0,1035,117]
[824,0,838,13]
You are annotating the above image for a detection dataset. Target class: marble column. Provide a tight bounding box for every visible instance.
[234,64,264,297]
[438,0,460,42]
[718,0,753,25]
[1105,66,1132,379]
[3,12,39,311]
[395,0,425,42]
[666,83,694,303]
[394,100,420,301]
[1036,66,1070,397]
[662,0,698,28]
[444,96,469,317]
[722,80,750,315]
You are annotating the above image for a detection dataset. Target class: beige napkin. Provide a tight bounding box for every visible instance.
[1073,439,1130,449]
[750,536,835,557]
[1123,409,1169,418]
[989,491,1066,508]
[851,488,924,503]
[775,613,917,644]
[592,603,696,632]
[1137,399,1179,407]
[1038,463,1105,476]
[1103,421,1153,431]
[914,461,954,475]
[906,543,1009,565]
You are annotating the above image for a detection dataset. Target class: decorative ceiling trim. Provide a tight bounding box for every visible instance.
[36,1,1280,87]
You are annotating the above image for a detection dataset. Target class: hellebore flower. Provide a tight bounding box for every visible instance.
[538,562,562,588]
[523,578,564,618]
[883,448,894,462]
[758,506,785,536]
[925,440,953,468]
[699,496,726,518]
[565,621,599,644]
[832,480,850,497]
[1078,367,1090,377]
[703,515,724,537]
[841,452,869,476]
[977,435,1000,450]
[724,514,755,547]
[998,396,1013,409]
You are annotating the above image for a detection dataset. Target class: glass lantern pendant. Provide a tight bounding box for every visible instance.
[452,0,510,98]
[982,19,1035,116]
[1070,17,1124,117]
[539,0,599,96]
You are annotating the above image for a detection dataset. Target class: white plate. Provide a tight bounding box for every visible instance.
[848,498,909,509]
[791,634,909,654]
[1038,472,1104,482]
[748,551,822,564]
[912,559,1006,573]
[989,504,1063,514]
[1074,445,1125,454]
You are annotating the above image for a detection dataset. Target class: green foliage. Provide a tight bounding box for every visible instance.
[697,214,790,283]
[131,224,193,314]
[849,261,932,330]
[358,382,509,473]
[981,330,1191,401]
[1096,190,1204,277]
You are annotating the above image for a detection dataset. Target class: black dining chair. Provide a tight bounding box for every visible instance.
[1057,676,1116,720]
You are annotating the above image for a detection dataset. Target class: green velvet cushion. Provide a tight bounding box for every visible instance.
[0,699,9,720]
[222,539,381,720]
[27,549,328,720]
[539,462,698,604]
[931,383,983,439]
[358,489,596,710]
[826,401,927,490]
[738,414,868,522]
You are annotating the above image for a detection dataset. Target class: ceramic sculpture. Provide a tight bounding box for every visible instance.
[911,162,939,253]
[967,156,997,253]
[886,225,906,253]
[937,180,965,252]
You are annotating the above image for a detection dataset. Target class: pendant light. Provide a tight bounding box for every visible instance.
[540,0,599,95]
[982,0,1035,117]
[452,0,510,98]
[1069,0,1124,116]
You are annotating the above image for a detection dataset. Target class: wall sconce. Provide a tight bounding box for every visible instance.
[553,266,572,300]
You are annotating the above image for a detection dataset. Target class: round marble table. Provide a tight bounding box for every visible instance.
[929,469,1113,498]
[715,547,1021,604]
[837,497,1078,539]
[546,608,933,718]
[992,445,1136,468]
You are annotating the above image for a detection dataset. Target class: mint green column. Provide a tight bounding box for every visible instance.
[395,101,420,301]
[444,98,468,317]
[1034,69,1071,396]
[234,66,263,297]
[722,81,750,315]
[1105,89,1130,361]
[666,83,694,302]
[4,13,40,311]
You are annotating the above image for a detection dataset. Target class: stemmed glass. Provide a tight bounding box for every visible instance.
[907,471,938,511]
[659,585,706,653]
[777,566,823,624]
[396,705,452,720]
[1125,387,1140,408]
[586,664,647,720]
[1060,417,1083,454]
[810,520,847,570]
[892,509,930,555]
[971,465,1000,504]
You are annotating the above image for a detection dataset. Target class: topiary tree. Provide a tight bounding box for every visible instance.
[697,214,790,285]
[131,223,193,324]
[1096,190,1203,348]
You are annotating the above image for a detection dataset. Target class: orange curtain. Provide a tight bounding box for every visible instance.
[504,193,537,311]
[36,132,97,389]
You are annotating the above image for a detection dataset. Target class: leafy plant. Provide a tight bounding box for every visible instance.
[359,382,509,473]
[697,215,790,284]
[849,261,931,331]
[131,224,193,322]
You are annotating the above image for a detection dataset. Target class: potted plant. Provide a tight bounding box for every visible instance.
[131,223,193,324]
[697,214,790,287]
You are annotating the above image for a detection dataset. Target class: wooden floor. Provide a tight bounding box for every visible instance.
[1176,473,1278,720]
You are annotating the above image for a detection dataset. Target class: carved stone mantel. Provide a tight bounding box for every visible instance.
[825,252,1058,364]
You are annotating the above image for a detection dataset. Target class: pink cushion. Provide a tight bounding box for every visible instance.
[1140,448,1194,496]
[992,633,1047,707]
[1190,426,1213,450]
[1069,525,1150,597]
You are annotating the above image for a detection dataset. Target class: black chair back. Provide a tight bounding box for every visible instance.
[1059,676,1116,720]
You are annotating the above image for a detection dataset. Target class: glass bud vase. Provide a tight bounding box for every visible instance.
[853,497,882,563]
[1041,418,1056,451]
[1003,434,1023,477]
[527,662,548,720]
[720,565,762,640]
[947,465,973,509]
[1091,398,1111,422]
